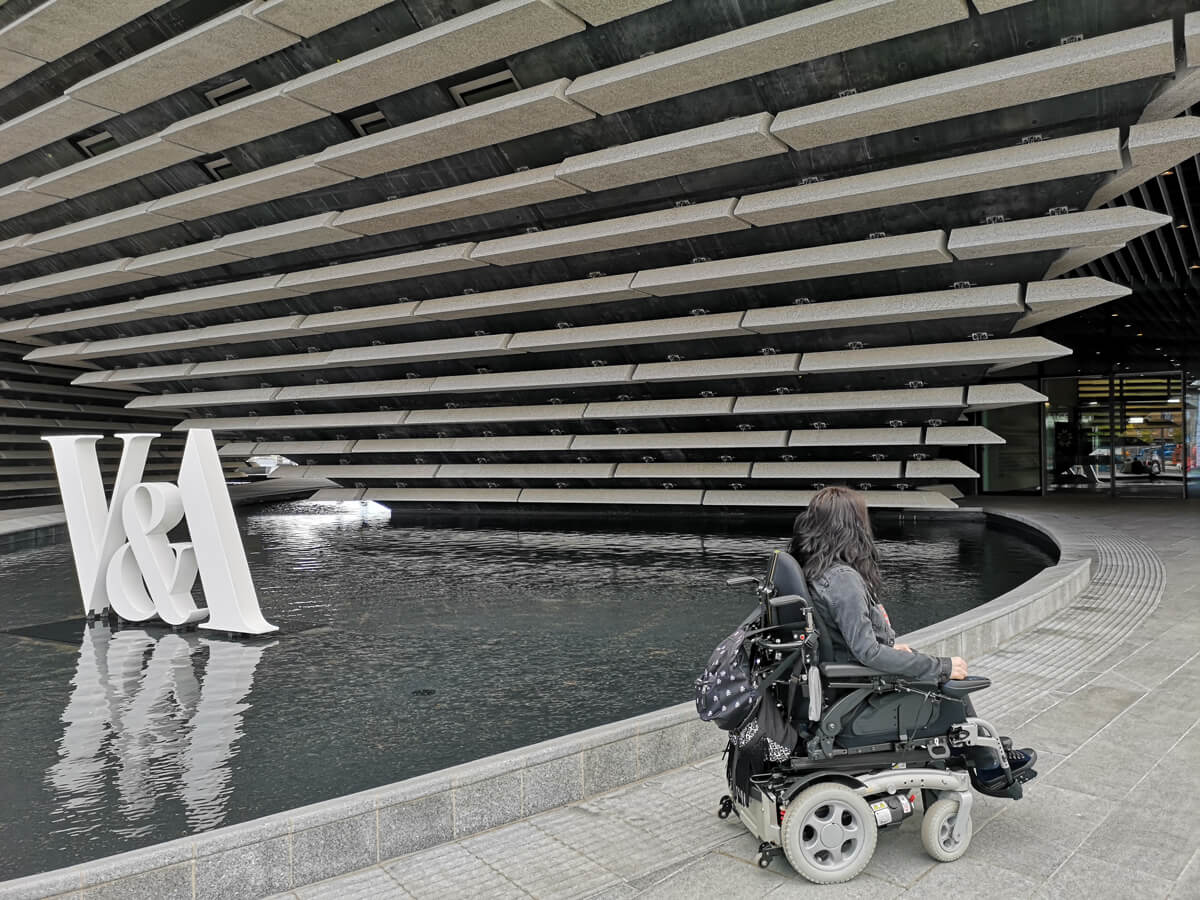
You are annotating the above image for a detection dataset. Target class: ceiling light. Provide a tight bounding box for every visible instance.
[1191,264,1199,270]
[1111,313,1118,317]
[1163,170,1174,175]
[1137,332,1144,336]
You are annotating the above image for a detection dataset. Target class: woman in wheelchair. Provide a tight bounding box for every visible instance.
[793,486,1035,787]
[699,486,1039,883]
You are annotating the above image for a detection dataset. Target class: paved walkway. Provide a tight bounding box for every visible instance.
[272,498,1200,899]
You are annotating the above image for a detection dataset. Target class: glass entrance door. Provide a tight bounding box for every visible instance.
[1044,376,1113,494]
[1111,374,1185,498]
[1187,375,1199,499]
[1042,373,1186,498]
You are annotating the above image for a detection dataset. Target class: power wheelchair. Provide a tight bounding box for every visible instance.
[716,550,1036,884]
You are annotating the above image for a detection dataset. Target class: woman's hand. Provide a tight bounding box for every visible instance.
[894,643,912,652]
[950,657,968,680]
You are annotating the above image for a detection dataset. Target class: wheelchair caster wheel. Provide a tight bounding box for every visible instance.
[717,795,733,819]
[756,842,778,869]
[921,797,973,862]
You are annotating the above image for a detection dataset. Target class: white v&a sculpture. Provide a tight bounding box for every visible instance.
[43,429,277,635]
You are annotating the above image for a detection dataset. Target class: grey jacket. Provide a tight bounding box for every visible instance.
[809,564,951,682]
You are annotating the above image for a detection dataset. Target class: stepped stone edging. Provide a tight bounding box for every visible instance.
[0,523,63,553]
[0,508,1088,900]
[0,506,65,552]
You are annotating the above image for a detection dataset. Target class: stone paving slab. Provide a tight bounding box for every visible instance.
[278,498,1198,899]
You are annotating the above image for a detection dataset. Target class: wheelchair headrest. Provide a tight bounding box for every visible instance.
[766,550,812,602]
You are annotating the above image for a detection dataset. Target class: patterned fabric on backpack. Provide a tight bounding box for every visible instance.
[694,605,762,732]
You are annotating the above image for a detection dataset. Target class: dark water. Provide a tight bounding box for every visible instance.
[0,503,1053,880]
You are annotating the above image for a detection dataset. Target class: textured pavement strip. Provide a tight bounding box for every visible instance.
[968,527,1166,720]
[271,499,1198,899]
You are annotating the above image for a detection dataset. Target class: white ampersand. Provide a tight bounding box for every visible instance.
[106,482,206,626]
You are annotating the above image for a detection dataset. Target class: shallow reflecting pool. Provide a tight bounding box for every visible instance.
[0,503,1054,880]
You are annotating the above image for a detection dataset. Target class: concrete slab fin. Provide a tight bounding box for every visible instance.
[278,243,484,293]
[631,231,951,296]
[27,136,197,200]
[565,0,967,115]
[471,199,749,266]
[68,2,300,114]
[160,86,329,154]
[253,0,393,37]
[736,130,1121,226]
[948,207,1170,259]
[1015,277,1131,331]
[283,0,586,113]
[150,157,352,220]
[556,113,787,191]
[0,0,167,63]
[771,22,1175,150]
[0,96,113,166]
[742,284,1023,334]
[315,79,594,178]
[0,178,60,221]
[334,166,583,235]
[23,201,179,254]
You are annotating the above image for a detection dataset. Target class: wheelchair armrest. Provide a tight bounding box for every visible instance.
[818,662,890,680]
[939,675,991,696]
[769,594,808,608]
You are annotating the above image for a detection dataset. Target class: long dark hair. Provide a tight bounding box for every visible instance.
[788,486,882,599]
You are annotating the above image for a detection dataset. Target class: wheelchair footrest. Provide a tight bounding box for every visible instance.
[972,764,1037,799]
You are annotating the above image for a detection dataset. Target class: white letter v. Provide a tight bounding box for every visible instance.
[43,433,158,616]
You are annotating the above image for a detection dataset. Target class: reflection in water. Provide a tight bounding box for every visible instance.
[48,625,271,837]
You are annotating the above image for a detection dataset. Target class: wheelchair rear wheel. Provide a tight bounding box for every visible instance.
[920,797,973,862]
[780,783,878,884]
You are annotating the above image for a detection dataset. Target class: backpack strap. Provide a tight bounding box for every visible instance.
[757,648,802,692]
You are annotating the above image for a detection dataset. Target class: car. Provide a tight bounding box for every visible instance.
[1089,440,1163,475]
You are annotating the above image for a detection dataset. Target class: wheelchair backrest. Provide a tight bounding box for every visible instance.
[765,549,814,629]
[765,549,834,663]
[765,549,811,604]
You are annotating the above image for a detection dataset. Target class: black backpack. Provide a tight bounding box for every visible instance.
[694,605,763,731]
[695,604,806,734]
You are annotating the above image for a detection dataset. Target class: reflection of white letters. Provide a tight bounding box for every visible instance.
[182,639,269,830]
[48,625,272,833]
[114,632,199,823]
[44,429,276,635]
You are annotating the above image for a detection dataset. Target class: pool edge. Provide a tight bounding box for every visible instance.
[0,506,1089,900]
